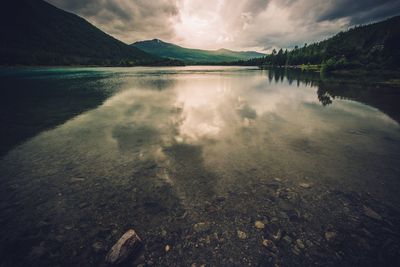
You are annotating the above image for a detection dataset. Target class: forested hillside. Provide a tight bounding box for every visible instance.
[240,16,400,71]
[0,0,181,66]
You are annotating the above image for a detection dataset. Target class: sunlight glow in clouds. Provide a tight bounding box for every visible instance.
[173,0,350,51]
[47,0,400,52]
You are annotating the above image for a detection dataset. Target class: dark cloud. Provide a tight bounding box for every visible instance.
[46,0,180,44]
[318,0,400,23]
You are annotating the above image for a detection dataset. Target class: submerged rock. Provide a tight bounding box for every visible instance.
[193,222,211,234]
[29,243,46,260]
[296,239,305,249]
[92,241,105,253]
[215,196,226,203]
[237,230,247,240]
[299,182,312,189]
[69,177,85,183]
[105,229,142,265]
[324,231,337,242]
[255,221,265,230]
[283,235,293,244]
[363,205,382,221]
[262,239,277,252]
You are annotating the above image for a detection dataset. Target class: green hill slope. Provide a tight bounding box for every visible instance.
[0,0,167,66]
[132,39,265,64]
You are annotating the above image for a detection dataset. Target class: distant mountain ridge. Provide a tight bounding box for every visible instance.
[132,39,265,64]
[0,0,178,66]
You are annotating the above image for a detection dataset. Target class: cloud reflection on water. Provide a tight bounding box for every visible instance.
[1,66,400,216]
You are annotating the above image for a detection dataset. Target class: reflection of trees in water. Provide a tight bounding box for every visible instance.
[317,81,400,123]
[265,68,400,123]
[266,68,319,87]
[317,88,333,106]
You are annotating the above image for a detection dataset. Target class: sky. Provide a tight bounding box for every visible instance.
[46,0,400,52]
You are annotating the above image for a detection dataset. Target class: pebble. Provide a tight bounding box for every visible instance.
[215,196,226,203]
[161,229,167,237]
[283,235,293,244]
[237,230,247,239]
[299,183,312,189]
[29,244,46,260]
[292,246,301,255]
[363,205,382,221]
[255,221,265,230]
[92,241,104,253]
[78,202,89,209]
[262,239,277,252]
[70,177,85,183]
[325,231,337,242]
[165,245,171,252]
[272,229,282,241]
[105,229,142,264]
[296,239,305,249]
[193,222,211,234]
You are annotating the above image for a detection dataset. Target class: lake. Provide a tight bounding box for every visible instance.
[0,66,400,266]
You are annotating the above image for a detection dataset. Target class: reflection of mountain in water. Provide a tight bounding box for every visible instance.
[0,70,112,156]
[267,68,400,124]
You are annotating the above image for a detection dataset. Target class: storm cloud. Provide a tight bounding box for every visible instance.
[46,0,400,52]
[47,0,180,43]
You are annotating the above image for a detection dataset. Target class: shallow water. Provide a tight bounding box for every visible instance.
[0,66,400,266]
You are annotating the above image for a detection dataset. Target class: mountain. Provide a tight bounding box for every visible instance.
[249,15,400,70]
[132,39,265,64]
[0,0,179,66]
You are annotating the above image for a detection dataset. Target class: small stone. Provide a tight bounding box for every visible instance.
[292,246,301,255]
[279,212,289,219]
[92,241,104,253]
[29,244,46,260]
[215,196,226,202]
[255,221,265,230]
[237,230,247,239]
[283,235,293,244]
[105,229,142,265]
[161,229,167,237]
[325,231,337,242]
[272,229,282,241]
[287,210,300,222]
[262,239,277,252]
[193,222,210,234]
[165,245,171,252]
[78,202,89,209]
[205,204,218,213]
[70,177,85,183]
[296,239,305,249]
[262,239,271,247]
[363,206,382,221]
[299,183,312,189]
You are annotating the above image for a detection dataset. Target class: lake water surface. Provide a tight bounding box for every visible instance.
[0,66,400,266]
